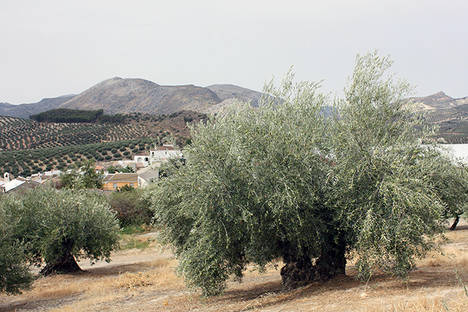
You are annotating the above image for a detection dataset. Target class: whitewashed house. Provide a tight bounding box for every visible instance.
[0,173,41,193]
[134,154,151,168]
[149,144,183,164]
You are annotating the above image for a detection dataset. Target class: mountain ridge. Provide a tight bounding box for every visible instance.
[0,78,263,118]
[1,79,466,138]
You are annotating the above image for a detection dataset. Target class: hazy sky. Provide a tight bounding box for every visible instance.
[1,0,467,104]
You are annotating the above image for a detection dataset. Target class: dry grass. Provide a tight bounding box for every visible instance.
[1,224,467,312]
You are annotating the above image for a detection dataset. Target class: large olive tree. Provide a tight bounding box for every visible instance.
[149,52,468,296]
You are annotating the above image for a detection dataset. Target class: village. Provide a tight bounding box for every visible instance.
[0,143,183,193]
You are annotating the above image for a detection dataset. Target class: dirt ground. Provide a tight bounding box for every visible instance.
[1,223,467,312]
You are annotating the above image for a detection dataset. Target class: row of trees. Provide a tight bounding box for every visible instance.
[148,52,468,295]
[30,109,105,123]
[0,138,153,177]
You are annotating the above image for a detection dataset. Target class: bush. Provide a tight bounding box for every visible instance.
[5,188,120,275]
[108,189,153,227]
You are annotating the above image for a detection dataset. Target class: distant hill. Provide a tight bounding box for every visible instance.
[409,92,468,143]
[0,95,75,119]
[1,80,466,142]
[410,91,468,110]
[58,77,223,115]
[0,78,263,118]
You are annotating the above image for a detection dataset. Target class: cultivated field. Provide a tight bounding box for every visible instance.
[0,111,204,176]
[1,222,467,312]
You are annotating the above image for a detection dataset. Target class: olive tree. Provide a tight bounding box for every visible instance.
[59,161,103,189]
[6,188,120,275]
[329,52,468,280]
[149,52,468,296]
[434,159,468,230]
[0,197,33,294]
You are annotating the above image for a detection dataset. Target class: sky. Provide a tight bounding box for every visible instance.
[1,0,467,104]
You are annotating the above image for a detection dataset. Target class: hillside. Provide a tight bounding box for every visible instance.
[58,77,223,115]
[0,78,263,118]
[207,84,263,106]
[0,111,205,176]
[1,81,466,142]
[410,92,468,143]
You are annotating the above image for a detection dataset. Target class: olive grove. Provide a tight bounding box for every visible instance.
[149,52,468,296]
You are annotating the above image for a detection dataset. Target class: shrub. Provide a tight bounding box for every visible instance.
[108,189,153,227]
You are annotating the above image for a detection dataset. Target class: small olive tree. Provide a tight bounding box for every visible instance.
[59,161,103,189]
[149,52,468,296]
[0,197,33,294]
[6,188,120,275]
[435,160,468,230]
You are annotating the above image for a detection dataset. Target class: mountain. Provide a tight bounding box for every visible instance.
[409,91,468,143]
[0,95,75,119]
[58,77,222,115]
[3,79,466,143]
[410,91,468,110]
[0,78,263,118]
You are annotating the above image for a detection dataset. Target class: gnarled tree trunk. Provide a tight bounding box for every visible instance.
[280,234,347,289]
[280,252,315,289]
[40,240,82,276]
[40,251,82,276]
[315,233,346,280]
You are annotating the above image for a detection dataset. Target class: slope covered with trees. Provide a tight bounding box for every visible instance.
[0,111,205,176]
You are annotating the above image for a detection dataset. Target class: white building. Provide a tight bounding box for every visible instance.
[134,154,151,168]
[137,167,160,187]
[438,144,468,165]
[149,144,183,164]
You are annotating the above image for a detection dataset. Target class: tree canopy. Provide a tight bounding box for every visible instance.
[149,52,468,296]
[30,108,104,123]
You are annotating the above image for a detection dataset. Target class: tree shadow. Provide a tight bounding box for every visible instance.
[203,268,465,312]
[81,261,158,277]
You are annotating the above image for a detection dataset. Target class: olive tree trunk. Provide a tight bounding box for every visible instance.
[449,215,460,231]
[40,251,82,276]
[280,235,346,289]
[40,240,82,276]
[315,235,346,280]
[280,251,315,289]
